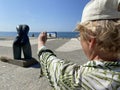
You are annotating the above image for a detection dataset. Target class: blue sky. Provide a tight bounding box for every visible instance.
[0,0,89,32]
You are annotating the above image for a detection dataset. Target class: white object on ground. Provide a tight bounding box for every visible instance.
[55,38,82,52]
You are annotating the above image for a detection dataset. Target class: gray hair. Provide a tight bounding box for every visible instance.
[77,19,120,58]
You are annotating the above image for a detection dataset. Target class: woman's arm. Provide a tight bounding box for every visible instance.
[37,32,81,89]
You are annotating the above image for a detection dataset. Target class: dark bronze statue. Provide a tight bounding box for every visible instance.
[13,25,32,59]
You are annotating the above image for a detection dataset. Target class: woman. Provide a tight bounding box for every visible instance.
[37,0,120,89]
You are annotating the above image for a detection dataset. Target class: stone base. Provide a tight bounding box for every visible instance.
[0,56,38,67]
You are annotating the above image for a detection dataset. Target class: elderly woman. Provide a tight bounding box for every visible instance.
[37,0,120,90]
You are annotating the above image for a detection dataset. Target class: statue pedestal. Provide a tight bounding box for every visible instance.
[0,56,38,67]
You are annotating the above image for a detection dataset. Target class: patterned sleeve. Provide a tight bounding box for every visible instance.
[38,48,81,90]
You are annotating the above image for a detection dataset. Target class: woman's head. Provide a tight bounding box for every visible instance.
[77,19,120,59]
[75,0,120,60]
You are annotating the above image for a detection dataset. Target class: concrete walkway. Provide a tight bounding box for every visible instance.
[0,37,87,90]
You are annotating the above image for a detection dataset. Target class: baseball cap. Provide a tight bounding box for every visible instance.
[74,0,120,31]
[81,0,120,23]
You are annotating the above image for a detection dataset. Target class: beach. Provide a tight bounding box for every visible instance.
[0,37,87,90]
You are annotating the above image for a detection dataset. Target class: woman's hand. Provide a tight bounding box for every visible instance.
[38,32,47,49]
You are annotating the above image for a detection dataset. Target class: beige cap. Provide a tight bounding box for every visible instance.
[81,0,120,23]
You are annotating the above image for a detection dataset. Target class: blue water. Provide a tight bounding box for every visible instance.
[0,32,79,38]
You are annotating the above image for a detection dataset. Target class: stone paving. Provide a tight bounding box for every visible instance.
[0,37,87,90]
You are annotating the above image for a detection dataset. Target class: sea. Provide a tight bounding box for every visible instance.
[0,32,79,38]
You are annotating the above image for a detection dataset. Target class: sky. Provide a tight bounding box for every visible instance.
[0,0,89,32]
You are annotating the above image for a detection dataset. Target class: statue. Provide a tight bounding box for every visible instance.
[13,25,32,60]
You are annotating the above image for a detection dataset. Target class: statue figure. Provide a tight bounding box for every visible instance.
[13,25,32,60]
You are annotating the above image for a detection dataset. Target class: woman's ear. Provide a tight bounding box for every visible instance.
[88,37,96,49]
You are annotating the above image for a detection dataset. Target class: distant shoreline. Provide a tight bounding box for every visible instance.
[0,32,79,38]
[0,36,37,41]
[0,37,15,40]
[0,36,73,41]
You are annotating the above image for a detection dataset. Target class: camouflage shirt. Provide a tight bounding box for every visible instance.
[38,48,120,90]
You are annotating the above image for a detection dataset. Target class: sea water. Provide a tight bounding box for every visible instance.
[0,32,79,38]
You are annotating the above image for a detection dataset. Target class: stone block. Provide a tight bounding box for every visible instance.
[0,56,38,67]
